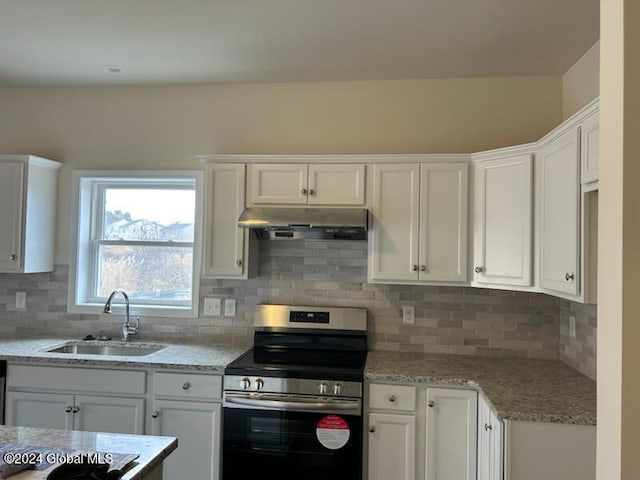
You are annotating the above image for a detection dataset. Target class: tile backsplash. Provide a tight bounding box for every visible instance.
[0,240,596,377]
[559,300,597,380]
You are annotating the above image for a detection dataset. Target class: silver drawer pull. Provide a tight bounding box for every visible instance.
[152,411,159,419]
[428,400,435,408]
[182,382,191,390]
[388,395,396,403]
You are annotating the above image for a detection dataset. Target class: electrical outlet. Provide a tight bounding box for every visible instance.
[224,298,236,317]
[204,298,222,316]
[15,292,26,310]
[569,315,576,338]
[402,305,415,324]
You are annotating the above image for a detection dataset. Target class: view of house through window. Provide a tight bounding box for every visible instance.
[69,173,200,316]
[96,187,196,304]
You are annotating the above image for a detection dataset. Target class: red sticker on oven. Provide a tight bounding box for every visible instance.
[316,415,350,450]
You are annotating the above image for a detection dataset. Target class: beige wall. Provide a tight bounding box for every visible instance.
[598,0,640,478]
[0,76,562,263]
[563,40,600,119]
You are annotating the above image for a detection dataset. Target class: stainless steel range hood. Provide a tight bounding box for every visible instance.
[238,207,368,240]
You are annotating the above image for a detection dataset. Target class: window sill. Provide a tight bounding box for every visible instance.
[68,302,198,319]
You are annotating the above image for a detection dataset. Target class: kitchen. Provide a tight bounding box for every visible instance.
[0,1,637,479]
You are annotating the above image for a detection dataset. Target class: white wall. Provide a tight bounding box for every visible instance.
[563,40,600,119]
[598,0,640,478]
[0,76,562,263]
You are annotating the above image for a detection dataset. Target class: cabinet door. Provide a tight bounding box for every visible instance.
[425,388,477,480]
[478,396,504,480]
[5,391,73,430]
[74,395,144,434]
[307,164,365,205]
[368,413,416,480]
[369,164,420,281]
[474,155,533,286]
[539,129,580,296]
[0,162,24,272]
[203,164,248,278]
[581,114,599,184]
[419,163,468,282]
[249,164,308,205]
[152,399,221,480]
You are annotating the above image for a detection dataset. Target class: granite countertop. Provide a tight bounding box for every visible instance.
[0,425,176,479]
[0,338,248,372]
[365,351,596,425]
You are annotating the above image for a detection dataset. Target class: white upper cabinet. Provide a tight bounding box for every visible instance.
[0,155,61,273]
[581,113,599,184]
[369,163,467,283]
[473,154,533,287]
[307,164,366,205]
[249,164,308,205]
[202,164,250,279]
[420,164,468,282]
[248,163,365,206]
[539,128,580,296]
[369,164,420,281]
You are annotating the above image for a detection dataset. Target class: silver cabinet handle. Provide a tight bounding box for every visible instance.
[419,265,427,272]
[235,259,242,267]
[428,400,435,408]
[388,394,396,403]
[475,266,484,273]
[301,188,308,195]
[565,272,575,281]
[65,406,72,413]
[308,189,315,195]
[9,254,16,261]
[412,265,418,272]
[369,426,376,433]
[72,406,80,413]
[151,411,159,419]
[484,423,493,431]
[182,382,191,390]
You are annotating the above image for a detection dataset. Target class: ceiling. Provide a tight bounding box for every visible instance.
[0,0,599,87]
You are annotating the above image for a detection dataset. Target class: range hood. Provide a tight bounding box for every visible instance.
[238,207,368,240]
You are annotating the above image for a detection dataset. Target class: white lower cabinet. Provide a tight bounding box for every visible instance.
[151,399,221,480]
[478,395,504,480]
[6,391,144,434]
[152,371,222,480]
[5,364,146,434]
[5,391,74,430]
[367,383,477,480]
[425,388,477,480]
[368,413,416,480]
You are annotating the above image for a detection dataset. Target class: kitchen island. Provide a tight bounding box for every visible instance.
[0,426,177,479]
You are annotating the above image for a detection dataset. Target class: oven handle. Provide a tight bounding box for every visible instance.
[225,394,360,411]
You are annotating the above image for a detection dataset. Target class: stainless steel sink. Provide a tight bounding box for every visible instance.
[46,343,165,356]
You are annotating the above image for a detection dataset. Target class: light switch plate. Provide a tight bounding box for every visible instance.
[402,305,415,324]
[204,298,222,316]
[224,298,236,317]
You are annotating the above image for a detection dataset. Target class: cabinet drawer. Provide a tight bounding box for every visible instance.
[369,384,416,412]
[7,364,146,395]
[154,372,222,400]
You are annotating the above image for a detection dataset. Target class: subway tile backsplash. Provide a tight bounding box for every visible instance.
[0,240,595,378]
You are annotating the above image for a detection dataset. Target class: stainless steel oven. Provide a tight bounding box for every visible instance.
[222,305,367,480]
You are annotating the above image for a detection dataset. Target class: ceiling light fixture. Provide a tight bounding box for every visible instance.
[105,65,122,74]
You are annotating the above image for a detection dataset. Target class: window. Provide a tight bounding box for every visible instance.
[69,171,202,317]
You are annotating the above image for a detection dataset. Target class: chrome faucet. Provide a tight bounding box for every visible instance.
[103,289,139,341]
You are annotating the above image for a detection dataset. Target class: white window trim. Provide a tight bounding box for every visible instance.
[68,170,203,318]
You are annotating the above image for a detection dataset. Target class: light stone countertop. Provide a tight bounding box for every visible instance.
[0,425,176,479]
[365,351,596,425]
[0,338,248,372]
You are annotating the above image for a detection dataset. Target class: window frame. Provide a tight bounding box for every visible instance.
[68,170,203,318]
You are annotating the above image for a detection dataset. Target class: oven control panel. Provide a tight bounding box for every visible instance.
[224,375,362,398]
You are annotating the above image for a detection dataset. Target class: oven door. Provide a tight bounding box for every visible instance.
[222,393,362,480]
